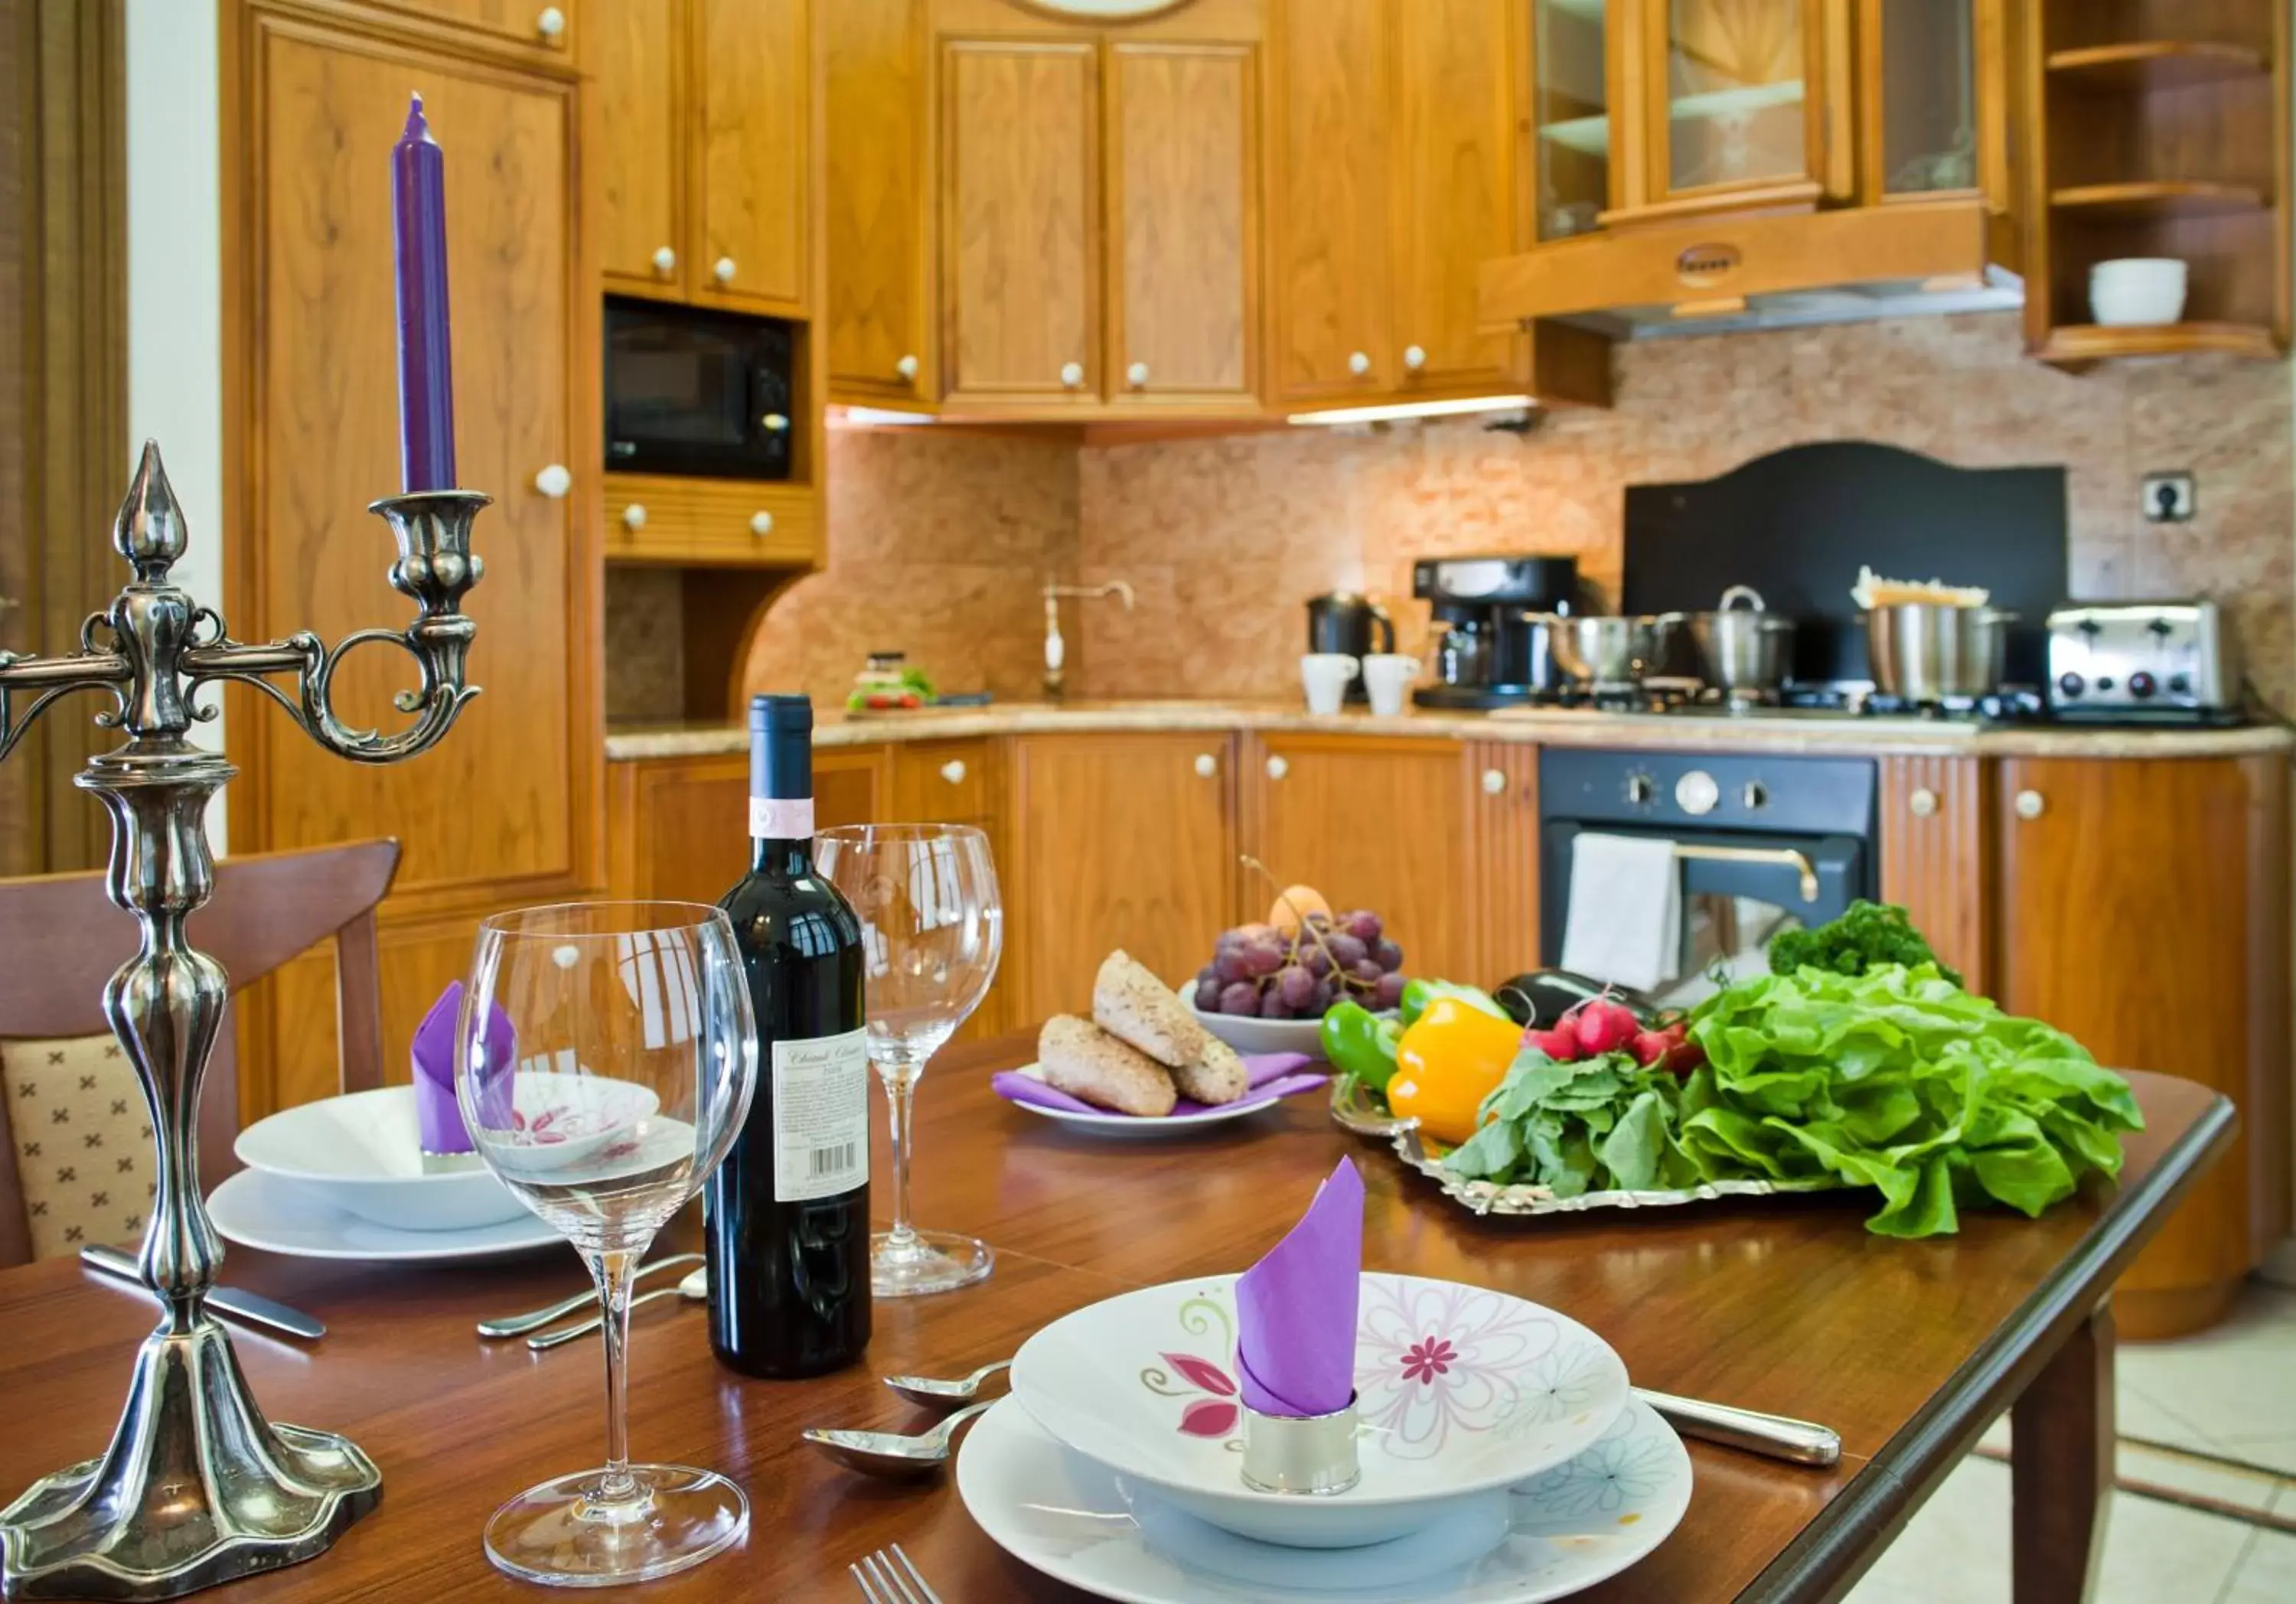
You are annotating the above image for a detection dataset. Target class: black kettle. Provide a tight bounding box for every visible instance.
[1306,593,1394,703]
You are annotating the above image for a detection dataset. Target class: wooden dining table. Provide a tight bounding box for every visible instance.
[0,1034,2235,1603]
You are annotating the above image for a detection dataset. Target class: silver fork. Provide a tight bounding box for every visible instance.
[475,1253,703,1338]
[850,1542,941,1604]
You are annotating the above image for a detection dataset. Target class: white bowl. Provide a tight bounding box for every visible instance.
[235,1085,526,1232]
[1182,988,1332,1058]
[1010,1270,1631,1549]
[2090,258,2187,327]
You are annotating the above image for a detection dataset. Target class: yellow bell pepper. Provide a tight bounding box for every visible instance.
[1385,996,1524,1146]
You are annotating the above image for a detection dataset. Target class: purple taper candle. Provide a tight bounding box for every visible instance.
[392,93,455,493]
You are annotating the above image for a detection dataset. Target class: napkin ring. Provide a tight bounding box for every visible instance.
[1240,1394,1361,1495]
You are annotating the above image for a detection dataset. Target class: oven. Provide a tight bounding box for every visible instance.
[605,297,795,481]
[1538,749,1877,1006]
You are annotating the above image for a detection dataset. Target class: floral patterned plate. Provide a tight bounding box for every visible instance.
[957,1394,1691,1603]
[1009,1272,1631,1549]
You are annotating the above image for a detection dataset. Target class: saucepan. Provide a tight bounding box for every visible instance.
[1865,604,2016,702]
[1681,586,1796,696]
[1538,614,1682,690]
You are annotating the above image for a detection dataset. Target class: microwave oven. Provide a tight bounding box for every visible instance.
[604,297,794,481]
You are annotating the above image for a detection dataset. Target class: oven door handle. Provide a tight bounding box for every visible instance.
[1672,844,1819,904]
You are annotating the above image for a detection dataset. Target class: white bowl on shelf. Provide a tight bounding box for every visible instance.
[2090,258,2187,327]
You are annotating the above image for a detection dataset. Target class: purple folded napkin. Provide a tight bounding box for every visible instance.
[1235,1156,1363,1418]
[993,1052,1324,1119]
[411,980,516,1154]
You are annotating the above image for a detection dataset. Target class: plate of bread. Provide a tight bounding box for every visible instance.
[998,952,1327,1136]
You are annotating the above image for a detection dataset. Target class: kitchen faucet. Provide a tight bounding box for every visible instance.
[1041,579,1134,699]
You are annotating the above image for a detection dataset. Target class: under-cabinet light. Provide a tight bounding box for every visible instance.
[1286,394,1537,426]
[827,406,938,429]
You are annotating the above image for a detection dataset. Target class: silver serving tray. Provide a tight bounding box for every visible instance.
[1328,1077,1837,1218]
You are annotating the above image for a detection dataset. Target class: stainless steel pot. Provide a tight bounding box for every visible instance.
[1866,604,2016,702]
[1683,585,1795,695]
[1541,613,1680,689]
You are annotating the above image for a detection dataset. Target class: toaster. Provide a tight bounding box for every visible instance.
[2046,600,2236,716]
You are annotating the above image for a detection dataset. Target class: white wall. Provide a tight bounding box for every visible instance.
[124,0,225,849]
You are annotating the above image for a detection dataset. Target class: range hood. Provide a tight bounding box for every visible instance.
[1479,200,2022,342]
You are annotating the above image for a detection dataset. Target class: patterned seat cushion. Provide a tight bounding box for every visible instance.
[2,1033,155,1260]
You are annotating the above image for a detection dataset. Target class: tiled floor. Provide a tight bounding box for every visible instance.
[1845,1281,2296,1603]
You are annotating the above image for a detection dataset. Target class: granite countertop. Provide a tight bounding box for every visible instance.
[605,701,2296,762]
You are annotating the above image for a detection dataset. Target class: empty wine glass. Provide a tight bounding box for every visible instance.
[458,901,758,1586]
[814,823,1003,1297]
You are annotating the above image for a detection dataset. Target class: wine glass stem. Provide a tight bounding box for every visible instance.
[881,1068,918,1250]
[591,1247,642,1506]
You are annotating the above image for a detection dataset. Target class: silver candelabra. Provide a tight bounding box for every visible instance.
[0,441,485,1600]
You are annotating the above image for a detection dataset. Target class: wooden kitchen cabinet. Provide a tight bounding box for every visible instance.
[1472,743,1542,984]
[1244,734,1481,985]
[693,0,810,314]
[1877,755,1992,993]
[605,746,886,908]
[1008,733,1238,1023]
[363,0,576,57]
[1995,754,2291,1339]
[589,0,687,295]
[824,0,934,403]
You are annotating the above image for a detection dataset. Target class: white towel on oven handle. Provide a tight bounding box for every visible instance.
[1557,832,1682,994]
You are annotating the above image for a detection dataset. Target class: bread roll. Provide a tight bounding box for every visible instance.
[1171,1034,1248,1107]
[1038,1015,1178,1117]
[1093,949,1212,1068]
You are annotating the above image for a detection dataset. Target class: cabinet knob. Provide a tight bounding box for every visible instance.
[1059,361,1085,390]
[533,463,572,498]
[1908,787,1939,818]
[895,354,920,382]
[761,412,791,432]
[748,510,775,536]
[1481,768,1507,796]
[713,256,736,285]
[2014,789,2046,820]
[1349,350,1372,377]
[1403,344,1427,372]
[1265,755,1289,781]
[651,245,676,275]
[1126,360,1150,388]
[536,5,566,40]
[1194,752,1218,778]
[939,758,967,784]
[621,504,648,531]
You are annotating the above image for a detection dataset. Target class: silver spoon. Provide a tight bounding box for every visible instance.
[804,1399,1000,1478]
[525,1269,709,1351]
[883,1359,1010,1407]
[476,1253,703,1338]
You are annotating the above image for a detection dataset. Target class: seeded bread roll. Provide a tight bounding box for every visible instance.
[1170,1033,1248,1107]
[1038,1014,1178,1117]
[1093,949,1212,1067]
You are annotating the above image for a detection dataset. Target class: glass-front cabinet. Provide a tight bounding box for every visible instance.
[1627,0,1844,219]
[1530,0,1610,240]
[1868,0,1982,199]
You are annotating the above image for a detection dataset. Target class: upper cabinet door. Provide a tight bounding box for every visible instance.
[939,40,1101,406]
[693,0,809,313]
[1267,0,1391,401]
[589,0,685,295]
[1391,0,1522,393]
[1859,0,2004,210]
[1104,41,1260,409]
[824,0,934,404]
[1629,0,1844,219]
[1530,0,1611,241]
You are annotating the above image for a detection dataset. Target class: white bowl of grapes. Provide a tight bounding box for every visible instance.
[1183,884,1404,1058]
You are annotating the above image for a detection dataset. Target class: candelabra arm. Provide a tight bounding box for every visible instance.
[0,650,132,761]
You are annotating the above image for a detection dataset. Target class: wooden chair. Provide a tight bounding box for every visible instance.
[0,838,400,1266]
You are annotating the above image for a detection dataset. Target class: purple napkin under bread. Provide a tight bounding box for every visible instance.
[1235,1156,1364,1417]
[993,1051,1322,1117]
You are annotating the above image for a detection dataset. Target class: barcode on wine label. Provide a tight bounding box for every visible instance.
[807,1143,857,1180]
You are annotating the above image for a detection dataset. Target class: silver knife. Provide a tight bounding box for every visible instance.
[1634,1385,1841,1466]
[80,1244,326,1342]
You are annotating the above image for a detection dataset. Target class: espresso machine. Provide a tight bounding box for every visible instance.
[1412,554,1583,709]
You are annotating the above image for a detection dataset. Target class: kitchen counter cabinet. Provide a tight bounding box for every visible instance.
[1877,753,1993,993]
[1243,732,1483,986]
[605,746,886,907]
[1994,753,2291,1338]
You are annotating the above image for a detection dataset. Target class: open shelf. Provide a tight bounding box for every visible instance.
[2038,321,2281,366]
[2047,41,2268,93]
[2050,181,2267,220]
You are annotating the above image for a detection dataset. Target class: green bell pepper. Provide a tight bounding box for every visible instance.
[1397,978,1509,1026]
[1320,1001,1403,1094]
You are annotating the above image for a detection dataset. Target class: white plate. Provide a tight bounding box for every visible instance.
[235,1086,525,1232]
[1001,1064,1299,1138]
[207,1167,564,1263]
[957,1395,1691,1604]
[1011,1272,1631,1548]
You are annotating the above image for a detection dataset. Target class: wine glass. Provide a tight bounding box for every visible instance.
[814,823,1003,1297]
[458,901,758,1586]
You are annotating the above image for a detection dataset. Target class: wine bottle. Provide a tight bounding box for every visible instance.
[706,693,872,1376]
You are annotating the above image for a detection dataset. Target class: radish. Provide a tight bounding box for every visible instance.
[1523,1026,1578,1061]
[1544,1011,1583,1057]
[1572,998,1640,1056]
[1628,1028,1673,1068]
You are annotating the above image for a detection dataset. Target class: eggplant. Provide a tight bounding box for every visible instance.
[1489,970,1657,1030]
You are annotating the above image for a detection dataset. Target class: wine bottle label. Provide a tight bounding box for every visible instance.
[770,1027,869,1203]
[749,797,814,839]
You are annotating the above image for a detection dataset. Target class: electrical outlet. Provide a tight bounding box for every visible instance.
[2141,471,2197,523]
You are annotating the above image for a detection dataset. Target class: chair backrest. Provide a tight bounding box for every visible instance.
[0,837,400,1265]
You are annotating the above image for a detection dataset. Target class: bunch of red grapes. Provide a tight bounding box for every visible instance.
[1192,909,1406,1020]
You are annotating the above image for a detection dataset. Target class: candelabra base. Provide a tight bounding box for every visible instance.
[0,1313,381,1601]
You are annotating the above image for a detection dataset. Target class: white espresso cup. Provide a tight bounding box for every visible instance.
[1300,653,1360,715]
[1359,654,1421,717]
